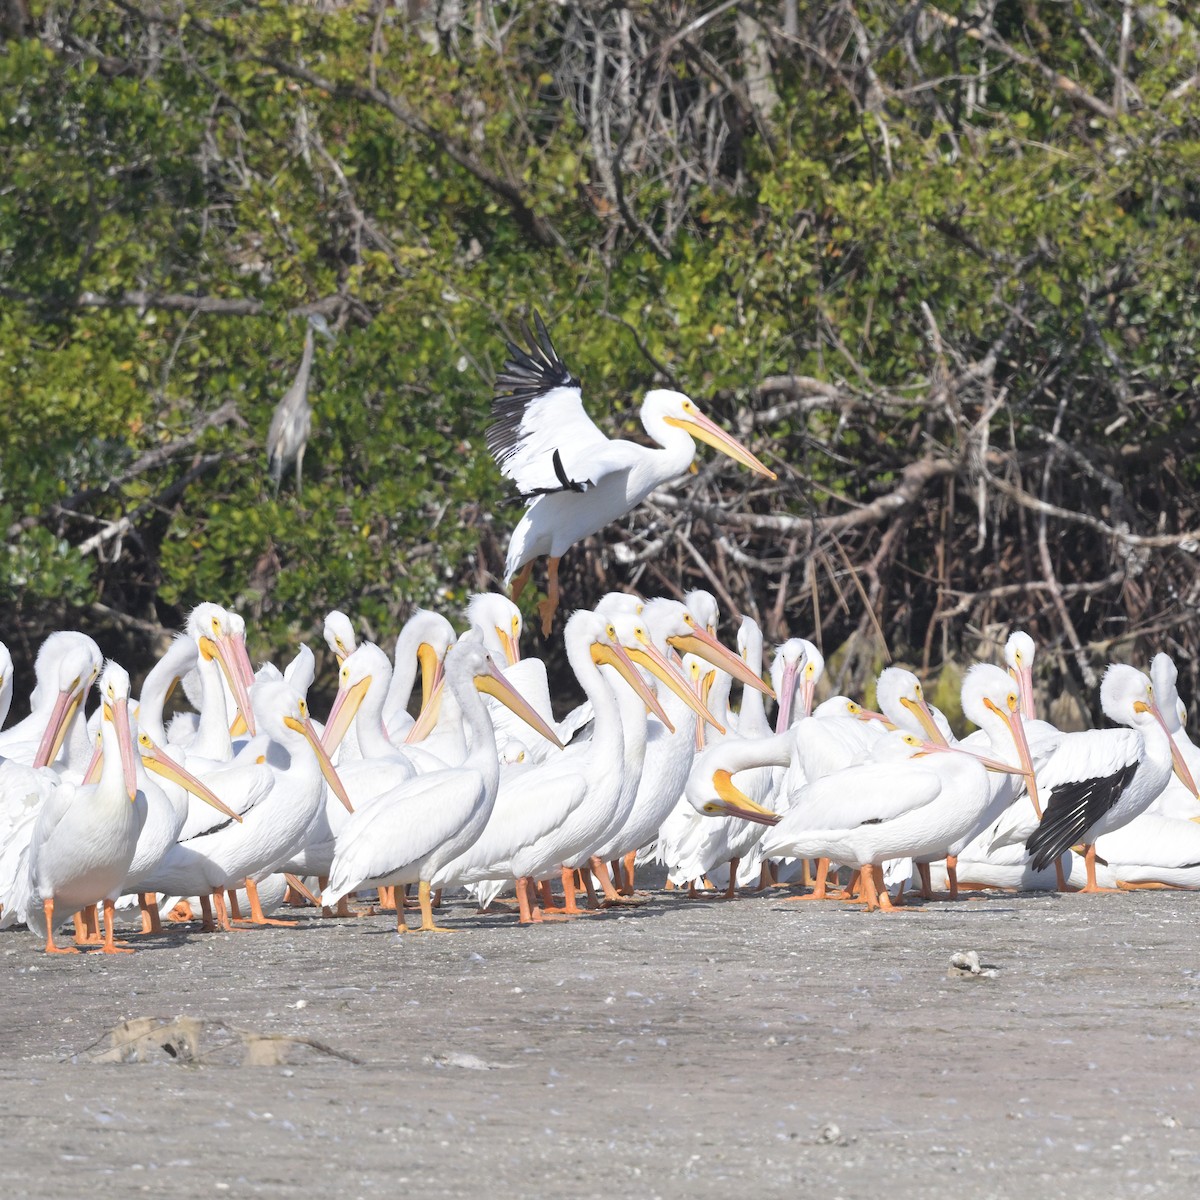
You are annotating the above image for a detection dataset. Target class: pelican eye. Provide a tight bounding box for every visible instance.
[703,802,719,813]
[847,702,860,714]
[1008,693,1019,711]
[299,701,308,717]
[511,616,520,634]
[139,733,151,748]
[212,618,220,632]
[606,624,617,640]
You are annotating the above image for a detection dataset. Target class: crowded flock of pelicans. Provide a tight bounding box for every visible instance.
[2,314,1198,954]
[0,593,1199,955]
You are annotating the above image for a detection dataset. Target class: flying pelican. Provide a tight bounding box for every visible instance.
[267,311,334,495]
[321,640,563,932]
[487,314,777,634]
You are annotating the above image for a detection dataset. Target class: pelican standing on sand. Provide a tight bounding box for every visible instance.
[23,663,147,953]
[487,313,777,634]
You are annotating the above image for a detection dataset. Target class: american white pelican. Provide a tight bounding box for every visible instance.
[22,662,147,953]
[137,680,351,929]
[1146,653,1200,819]
[0,631,102,771]
[465,592,562,762]
[1093,813,1200,889]
[121,729,242,933]
[488,314,777,633]
[772,638,823,732]
[171,604,258,745]
[927,664,1040,898]
[1005,630,1038,718]
[588,599,741,895]
[760,731,1005,911]
[323,609,357,664]
[431,612,677,921]
[1022,665,1199,891]
[381,608,457,741]
[875,667,952,746]
[322,640,562,932]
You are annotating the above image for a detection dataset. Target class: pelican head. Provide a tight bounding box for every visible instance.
[98,661,139,802]
[323,610,357,665]
[1005,630,1037,719]
[876,667,951,747]
[1108,663,1199,798]
[31,631,103,769]
[188,602,257,736]
[643,390,777,480]
[255,679,354,812]
[321,642,392,755]
[466,592,523,667]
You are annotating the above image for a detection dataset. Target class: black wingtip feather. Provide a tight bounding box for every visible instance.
[486,310,581,469]
[1026,760,1139,870]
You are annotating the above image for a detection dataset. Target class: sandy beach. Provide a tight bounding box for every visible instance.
[2,883,1198,1199]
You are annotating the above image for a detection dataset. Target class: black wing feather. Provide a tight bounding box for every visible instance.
[1026,760,1139,869]
[486,311,581,470]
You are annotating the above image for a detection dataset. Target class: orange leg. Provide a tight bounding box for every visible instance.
[211,890,241,932]
[510,560,534,604]
[833,868,865,902]
[560,865,585,915]
[782,857,833,901]
[516,877,542,925]
[226,889,243,921]
[101,898,134,953]
[139,893,162,935]
[538,879,567,913]
[43,899,79,954]
[1077,844,1123,894]
[946,855,959,901]
[721,858,740,900]
[622,851,637,896]
[74,904,102,945]
[915,862,933,900]
[537,556,562,637]
[395,899,410,934]
[874,865,920,913]
[1054,857,1070,892]
[416,880,453,933]
[590,856,633,905]
[242,877,299,926]
[198,894,216,932]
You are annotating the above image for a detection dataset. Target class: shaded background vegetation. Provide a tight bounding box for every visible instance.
[2,0,1198,724]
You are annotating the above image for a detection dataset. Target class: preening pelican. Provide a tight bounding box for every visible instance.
[488,313,777,634]
[0,631,102,771]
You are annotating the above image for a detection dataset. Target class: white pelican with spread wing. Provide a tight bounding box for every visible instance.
[487,313,777,634]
